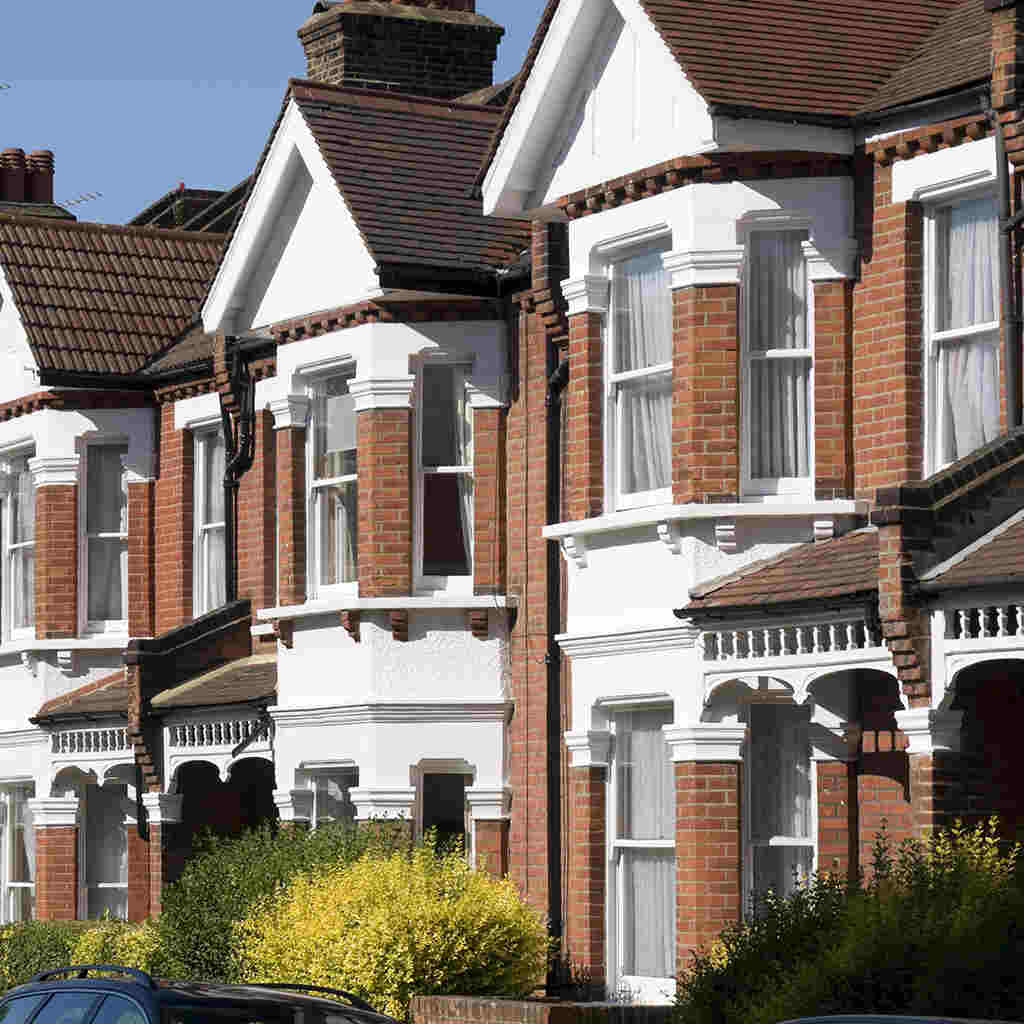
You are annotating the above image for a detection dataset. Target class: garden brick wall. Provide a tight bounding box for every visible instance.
[412,997,673,1024]
[35,827,77,921]
[35,484,77,639]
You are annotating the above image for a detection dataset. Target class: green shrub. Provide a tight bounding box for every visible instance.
[234,841,550,1020]
[0,921,94,990]
[71,920,165,977]
[676,818,1024,1024]
[157,820,409,982]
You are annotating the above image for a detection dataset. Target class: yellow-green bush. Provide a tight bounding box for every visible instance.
[235,844,549,1019]
[0,921,95,990]
[71,920,164,976]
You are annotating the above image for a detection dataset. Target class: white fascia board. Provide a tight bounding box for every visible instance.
[707,116,854,157]
[891,137,998,204]
[481,0,605,218]
[202,99,377,333]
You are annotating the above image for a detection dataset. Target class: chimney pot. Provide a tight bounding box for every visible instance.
[26,150,54,204]
[0,148,27,203]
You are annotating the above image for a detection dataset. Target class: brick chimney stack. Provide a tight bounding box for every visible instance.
[0,148,55,205]
[298,0,504,101]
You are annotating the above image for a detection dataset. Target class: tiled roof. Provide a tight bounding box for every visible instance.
[458,76,519,107]
[141,322,215,376]
[150,654,277,710]
[685,528,879,612]
[477,0,981,187]
[34,671,130,721]
[922,513,1024,591]
[0,216,225,376]
[0,200,74,221]
[861,0,991,115]
[291,80,530,273]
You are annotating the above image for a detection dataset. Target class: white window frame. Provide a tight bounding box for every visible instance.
[741,701,817,913]
[305,765,358,829]
[0,448,34,644]
[79,440,129,636]
[77,778,132,921]
[605,702,676,1004]
[740,229,816,499]
[0,783,35,923]
[306,366,359,600]
[602,235,673,513]
[923,186,1001,476]
[193,427,226,617]
[414,359,474,595]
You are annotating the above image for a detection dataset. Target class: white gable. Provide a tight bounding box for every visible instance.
[203,99,379,334]
[0,267,41,405]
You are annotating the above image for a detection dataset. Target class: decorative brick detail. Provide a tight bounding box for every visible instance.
[35,484,77,639]
[672,285,740,504]
[474,819,509,878]
[852,161,923,497]
[127,480,155,638]
[276,425,307,608]
[814,280,854,498]
[358,409,412,598]
[865,114,990,166]
[566,312,603,521]
[566,765,605,984]
[991,4,1024,167]
[909,752,966,836]
[35,827,78,920]
[473,406,506,594]
[817,760,856,877]
[155,404,194,633]
[126,825,150,922]
[238,409,276,613]
[675,761,742,963]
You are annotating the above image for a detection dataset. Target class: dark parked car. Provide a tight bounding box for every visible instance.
[0,966,401,1024]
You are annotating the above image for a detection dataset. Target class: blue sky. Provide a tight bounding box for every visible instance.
[0,2,546,225]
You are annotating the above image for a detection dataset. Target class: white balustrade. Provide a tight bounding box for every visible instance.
[702,618,880,662]
[945,604,1024,642]
[51,728,129,755]
[168,718,267,750]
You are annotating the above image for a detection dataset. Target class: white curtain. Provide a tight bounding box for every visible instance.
[616,709,674,839]
[749,233,811,480]
[622,850,676,977]
[87,447,127,622]
[315,376,357,480]
[326,483,358,585]
[204,435,226,610]
[86,784,128,919]
[11,462,33,631]
[455,380,473,572]
[942,335,1001,463]
[614,250,672,494]
[15,789,33,883]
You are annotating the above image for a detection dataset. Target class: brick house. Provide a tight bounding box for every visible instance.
[0,0,1022,1010]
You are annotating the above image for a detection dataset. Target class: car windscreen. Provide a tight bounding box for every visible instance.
[29,994,101,1024]
[0,996,46,1024]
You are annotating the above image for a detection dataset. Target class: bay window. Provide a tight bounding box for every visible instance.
[609,707,675,993]
[1,785,34,922]
[1,454,33,640]
[746,703,813,902]
[418,364,473,583]
[744,231,813,494]
[83,444,128,631]
[193,430,226,616]
[309,371,358,594]
[308,767,357,828]
[606,244,672,510]
[926,192,1000,471]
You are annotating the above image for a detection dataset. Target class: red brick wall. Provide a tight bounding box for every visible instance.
[675,761,742,963]
[155,404,194,633]
[817,760,855,877]
[357,409,412,598]
[474,819,509,878]
[127,480,155,638]
[148,823,170,917]
[473,406,506,595]
[566,765,605,983]
[35,827,77,920]
[566,312,603,521]
[276,425,306,607]
[814,279,854,498]
[238,409,276,612]
[35,484,77,639]
[672,285,740,503]
[852,159,924,496]
[126,826,150,922]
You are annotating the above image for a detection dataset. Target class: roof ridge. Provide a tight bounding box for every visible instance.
[0,211,227,245]
[288,77,505,117]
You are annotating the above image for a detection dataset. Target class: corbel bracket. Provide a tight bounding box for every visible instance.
[468,610,489,640]
[274,620,295,650]
[391,610,409,643]
[340,610,361,643]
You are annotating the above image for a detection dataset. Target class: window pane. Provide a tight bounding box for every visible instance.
[11,788,34,883]
[612,246,671,372]
[33,993,98,1024]
[422,773,466,849]
[87,446,127,534]
[313,374,356,480]
[85,783,129,919]
[753,845,813,900]
[91,997,147,1024]
[10,547,33,632]
[203,433,225,526]
[749,704,811,842]
[620,849,675,977]
[939,331,1001,464]
[318,482,358,586]
[88,538,123,621]
[422,366,469,468]
[620,373,671,494]
[7,887,33,923]
[203,525,226,610]
[749,358,811,479]
[615,708,674,840]
[0,997,45,1024]
[749,232,807,352]
[314,770,357,826]
[422,474,471,577]
[937,196,998,331]
[11,460,32,544]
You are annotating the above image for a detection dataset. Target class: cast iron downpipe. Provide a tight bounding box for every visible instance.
[219,336,259,604]
[985,93,1023,429]
[545,352,569,990]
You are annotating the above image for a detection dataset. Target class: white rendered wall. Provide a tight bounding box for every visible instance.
[0,269,43,406]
